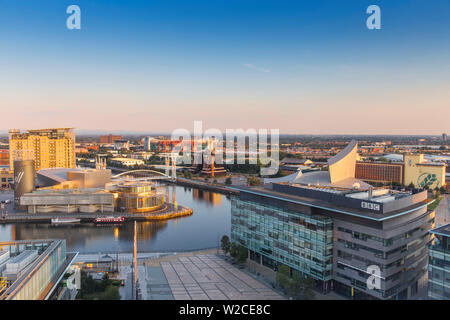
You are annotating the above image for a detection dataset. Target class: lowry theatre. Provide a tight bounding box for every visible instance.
[231,140,435,300]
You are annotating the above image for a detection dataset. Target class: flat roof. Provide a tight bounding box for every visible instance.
[429,223,450,237]
[7,250,37,264]
[0,239,76,300]
[27,128,74,132]
[416,162,446,167]
[229,186,433,222]
[25,187,109,195]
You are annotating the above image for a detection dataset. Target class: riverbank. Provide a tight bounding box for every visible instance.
[172,177,240,195]
[80,163,240,195]
[0,203,192,224]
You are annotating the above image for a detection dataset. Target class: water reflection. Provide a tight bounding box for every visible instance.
[192,189,223,206]
[0,185,231,253]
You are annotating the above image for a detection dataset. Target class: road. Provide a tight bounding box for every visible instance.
[0,191,14,217]
[435,194,450,226]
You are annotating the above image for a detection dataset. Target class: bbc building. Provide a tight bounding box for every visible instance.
[231,141,435,300]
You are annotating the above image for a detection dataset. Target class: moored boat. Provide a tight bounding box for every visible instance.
[51,217,81,224]
[93,216,125,223]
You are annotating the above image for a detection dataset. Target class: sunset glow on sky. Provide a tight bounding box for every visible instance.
[0,0,449,134]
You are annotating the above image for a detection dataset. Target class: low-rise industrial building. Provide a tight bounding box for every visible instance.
[114,139,130,150]
[355,154,446,188]
[110,157,144,167]
[355,161,404,184]
[20,189,115,214]
[0,168,13,190]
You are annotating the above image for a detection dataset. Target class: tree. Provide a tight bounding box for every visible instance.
[296,275,316,300]
[225,177,232,185]
[78,271,97,297]
[236,245,248,263]
[102,285,120,300]
[221,235,231,254]
[248,176,261,186]
[99,272,111,291]
[230,243,238,259]
[276,265,291,291]
[275,265,316,299]
[230,243,245,262]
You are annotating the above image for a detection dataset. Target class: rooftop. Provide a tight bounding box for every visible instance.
[0,239,77,300]
[26,187,109,195]
[230,184,431,222]
[281,158,312,164]
[429,223,450,237]
[7,250,37,264]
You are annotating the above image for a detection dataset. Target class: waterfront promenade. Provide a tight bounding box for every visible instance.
[173,178,240,195]
[0,198,192,224]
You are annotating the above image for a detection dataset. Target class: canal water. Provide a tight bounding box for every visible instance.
[0,185,231,253]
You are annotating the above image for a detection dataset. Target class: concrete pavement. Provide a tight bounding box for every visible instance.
[435,194,450,226]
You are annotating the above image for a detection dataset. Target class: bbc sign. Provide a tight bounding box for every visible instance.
[361,201,380,211]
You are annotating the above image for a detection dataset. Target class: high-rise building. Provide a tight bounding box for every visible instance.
[443,133,448,142]
[8,128,76,172]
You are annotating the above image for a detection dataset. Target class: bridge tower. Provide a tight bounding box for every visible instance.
[170,154,177,180]
[165,156,170,177]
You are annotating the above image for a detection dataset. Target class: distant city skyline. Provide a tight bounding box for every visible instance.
[0,0,449,134]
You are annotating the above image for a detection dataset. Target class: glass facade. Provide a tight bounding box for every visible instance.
[118,181,165,213]
[428,230,450,300]
[0,240,67,300]
[231,196,333,282]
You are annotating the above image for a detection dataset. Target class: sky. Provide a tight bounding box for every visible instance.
[0,0,449,135]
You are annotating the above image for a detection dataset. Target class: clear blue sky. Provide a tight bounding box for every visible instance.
[0,0,449,134]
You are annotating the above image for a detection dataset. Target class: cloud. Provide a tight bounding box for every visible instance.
[242,63,270,73]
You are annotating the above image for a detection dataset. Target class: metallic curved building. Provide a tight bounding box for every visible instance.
[108,180,165,213]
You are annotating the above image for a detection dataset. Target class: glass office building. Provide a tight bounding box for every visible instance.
[231,196,334,291]
[428,224,450,300]
[231,183,433,300]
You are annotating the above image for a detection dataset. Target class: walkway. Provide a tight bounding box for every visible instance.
[159,254,285,300]
[435,194,450,226]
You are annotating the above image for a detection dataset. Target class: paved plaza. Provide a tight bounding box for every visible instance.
[161,254,285,300]
[131,254,283,300]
